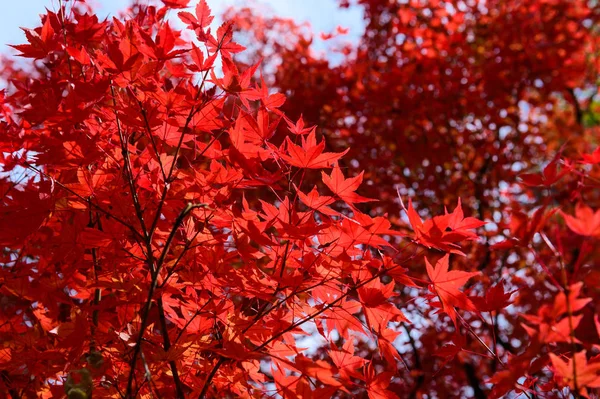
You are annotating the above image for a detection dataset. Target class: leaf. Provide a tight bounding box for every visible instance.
[560,202,600,237]
[426,254,479,326]
[491,206,556,249]
[280,131,348,169]
[328,340,366,381]
[323,299,364,338]
[401,197,484,255]
[208,21,246,60]
[358,279,408,332]
[78,228,113,248]
[365,363,400,399]
[581,147,600,164]
[241,76,286,110]
[550,351,600,392]
[321,165,375,206]
[295,354,342,387]
[284,115,316,136]
[195,0,214,28]
[161,0,190,8]
[472,282,515,312]
[297,185,340,216]
[519,156,572,187]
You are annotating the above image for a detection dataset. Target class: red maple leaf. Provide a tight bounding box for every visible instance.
[297,185,340,216]
[284,115,316,136]
[550,351,600,392]
[581,147,600,164]
[519,156,573,187]
[402,197,485,255]
[178,0,214,30]
[560,202,600,237]
[280,131,348,169]
[242,76,286,111]
[472,282,516,312]
[321,165,375,206]
[328,340,366,381]
[364,363,400,399]
[426,254,479,326]
[161,0,190,8]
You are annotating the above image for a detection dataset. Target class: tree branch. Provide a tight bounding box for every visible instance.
[125,203,206,398]
[463,362,487,399]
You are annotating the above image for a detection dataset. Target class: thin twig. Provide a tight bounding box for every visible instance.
[540,233,580,398]
[125,203,205,398]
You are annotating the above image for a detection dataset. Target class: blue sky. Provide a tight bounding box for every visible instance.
[0,0,363,52]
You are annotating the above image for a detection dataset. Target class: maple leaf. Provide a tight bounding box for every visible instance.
[491,206,556,249]
[4,1,600,398]
[271,363,304,398]
[358,278,408,332]
[581,147,600,164]
[519,156,573,187]
[280,131,348,169]
[435,336,464,360]
[378,328,403,367]
[364,363,400,399]
[78,227,114,248]
[321,165,375,205]
[322,299,365,338]
[472,282,515,312]
[297,185,340,216]
[550,351,600,392]
[242,76,286,111]
[426,254,479,326]
[242,107,281,142]
[208,21,246,60]
[194,0,214,28]
[521,283,590,344]
[294,354,343,387]
[210,57,257,95]
[161,0,190,9]
[138,23,187,61]
[186,43,216,73]
[328,340,366,381]
[178,0,214,30]
[284,115,316,135]
[560,202,600,237]
[522,314,584,344]
[551,282,592,317]
[434,334,467,373]
[402,197,485,255]
[10,16,56,59]
[321,216,392,252]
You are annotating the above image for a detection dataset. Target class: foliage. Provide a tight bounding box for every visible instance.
[0,0,599,398]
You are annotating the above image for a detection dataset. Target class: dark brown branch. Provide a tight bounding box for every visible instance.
[110,84,150,241]
[197,252,396,398]
[254,262,405,352]
[88,204,102,353]
[198,357,226,399]
[568,88,583,127]
[125,203,204,398]
[133,97,168,182]
[403,323,425,399]
[1,371,20,399]
[156,296,186,399]
[463,362,487,399]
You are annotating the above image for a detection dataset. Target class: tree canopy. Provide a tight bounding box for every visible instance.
[1,0,600,398]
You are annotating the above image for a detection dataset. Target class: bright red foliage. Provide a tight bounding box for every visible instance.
[0,0,600,398]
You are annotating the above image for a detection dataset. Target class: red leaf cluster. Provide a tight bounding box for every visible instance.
[0,0,600,398]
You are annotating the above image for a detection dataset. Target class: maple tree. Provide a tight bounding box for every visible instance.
[0,0,600,398]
